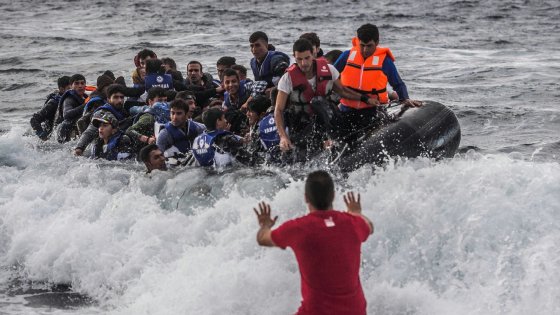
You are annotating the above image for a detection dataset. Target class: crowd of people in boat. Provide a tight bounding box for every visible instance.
[29,24,421,173]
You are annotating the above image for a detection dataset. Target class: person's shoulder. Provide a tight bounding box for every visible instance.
[140,112,155,122]
[327,64,340,77]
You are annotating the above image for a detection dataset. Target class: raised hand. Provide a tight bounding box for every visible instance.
[253,201,278,228]
[343,192,362,214]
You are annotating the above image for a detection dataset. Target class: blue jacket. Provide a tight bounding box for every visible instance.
[223,80,248,110]
[163,120,205,153]
[250,50,290,87]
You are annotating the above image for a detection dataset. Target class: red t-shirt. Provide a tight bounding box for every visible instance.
[271,210,371,315]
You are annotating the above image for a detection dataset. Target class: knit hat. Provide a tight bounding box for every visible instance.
[96,75,114,92]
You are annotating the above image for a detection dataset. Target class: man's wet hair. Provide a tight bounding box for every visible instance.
[175,91,196,101]
[293,38,314,54]
[324,49,343,64]
[57,76,71,88]
[147,87,166,102]
[225,110,247,135]
[248,95,271,114]
[299,32,320,48]
[202,108,224,130]
[161,57,177,70]
[217,56,236,67]
[139,144,159,163]
[305,170,335,210]
[70,74,86,84]
[187,60,203,72]
[145,59,164,74]
[165,90,176,102]
[357,23,379,43]
[249,31,268,43]
[222,68,239,80]
[231,64,247,76]
[170,98,189,113]
[137,49,157,61]
[106,84,126,98]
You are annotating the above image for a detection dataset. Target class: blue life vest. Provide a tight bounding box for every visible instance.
[83,96,105,114]
[92,131,127,161]
[45,92,62,108]
[134,102,170,124]
[145,74,174,91]
[223,80,248,110]
[192,130,233,167]
[258,113,280,150]
[94,103,126,121]
[57,90,85,121]
[250,50,290,87]
[164,120,205,153]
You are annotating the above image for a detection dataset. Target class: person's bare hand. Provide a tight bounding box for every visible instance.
[253,201,278,228]
[344,192,362,214]
[279,136,293,152]
[367,98,380,106]
[401,99,422,108]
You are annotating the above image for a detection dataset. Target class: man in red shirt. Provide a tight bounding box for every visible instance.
[254,170,374,315]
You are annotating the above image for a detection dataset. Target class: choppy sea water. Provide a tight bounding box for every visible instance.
[0,0,559,314]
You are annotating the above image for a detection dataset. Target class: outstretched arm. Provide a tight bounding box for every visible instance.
[344,192,374,234]
[253,201,278,247]
[333,80,380,107]
[274,90,293,152]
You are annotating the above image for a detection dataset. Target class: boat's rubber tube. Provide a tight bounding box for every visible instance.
[337,101,461,172]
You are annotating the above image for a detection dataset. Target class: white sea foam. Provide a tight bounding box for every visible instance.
[1,129,559,314]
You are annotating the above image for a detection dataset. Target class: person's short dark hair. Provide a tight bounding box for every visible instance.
[202,108,224,130]
[103,70,116,81]
[217,56,236,67]
[231,64,247,77]
[137,49,157,61]
[96,74,114,92]
[247,95,271,114]
[147,87,166,102]
[208,99,223,109]
[299,32,320,48]
[57,76,71,88]
[106,84,126,98]
[324,49,343,64]
[165,90,176,102]
[170,98,189,113]
[145,59,164,74]
[175,91,196,101]
[357,23,379,43]
[293,38,314,54]
[70,74,86,84]
[161,57,177,70]
[249,31,268,43]
[187,60,203,72]
[222,68,239,80]
[305,170,335,210]
[224,110,247,135]
[139,144,159,163]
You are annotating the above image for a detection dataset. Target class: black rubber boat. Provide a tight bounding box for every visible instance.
[331,101,461,172]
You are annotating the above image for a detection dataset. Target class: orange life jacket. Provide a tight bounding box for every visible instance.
[287,58,332,104]
[340,37,395,108]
